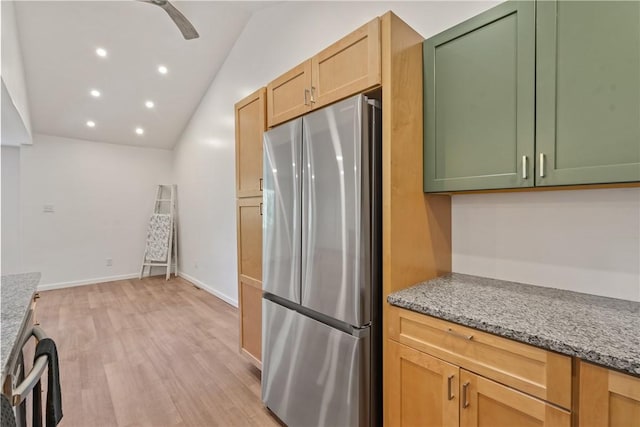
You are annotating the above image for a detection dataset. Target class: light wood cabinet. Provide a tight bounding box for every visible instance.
[235,88,266,198]
[311,18,380,109]
[388,305,572,409]
[266,17,381,127]
[578,361,640,427]
[236,197,263,365]
[235,84,266,367]
[266,61,312,128]
[386,306,572,427]
[387,340,459,427]
[460,370,570,427]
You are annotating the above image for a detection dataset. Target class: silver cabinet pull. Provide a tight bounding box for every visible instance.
[310,86,316,104]
[539,153,546,177]
[259,202,263,216]
[522,155,528,179]
[447,375,455,400]
[304,89,310,106]
[447,328,473,340]
[462,382,470,408]
[259,178,263,191]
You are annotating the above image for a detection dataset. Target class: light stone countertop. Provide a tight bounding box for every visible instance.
[388,273,640,376]
[1,272,40,379]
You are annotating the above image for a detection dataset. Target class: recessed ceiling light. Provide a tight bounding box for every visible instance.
[145,100,155,109]
[135,127,144,135]
[86,120,96,128]
[157,65,168,75]
[90,89,101,98]
[95,48,107,57]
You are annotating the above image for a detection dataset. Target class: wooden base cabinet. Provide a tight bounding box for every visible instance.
[387,340,458,427]
[578,361,640,427]
[386,306,572,427]
[460,370,570,427]
[387,340,570,427]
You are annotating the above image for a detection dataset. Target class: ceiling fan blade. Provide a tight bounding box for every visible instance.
[158,1,199,40]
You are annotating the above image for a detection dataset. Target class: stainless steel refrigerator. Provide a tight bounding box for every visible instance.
[261,94,381,427]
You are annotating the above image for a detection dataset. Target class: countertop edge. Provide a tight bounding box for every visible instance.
[387,296,640,377]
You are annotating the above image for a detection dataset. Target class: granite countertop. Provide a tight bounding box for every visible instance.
[1,272,40,379]
[388,273,640,376]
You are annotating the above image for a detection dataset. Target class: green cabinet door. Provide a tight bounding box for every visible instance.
[536,1,640,186]
[424,1,535,192]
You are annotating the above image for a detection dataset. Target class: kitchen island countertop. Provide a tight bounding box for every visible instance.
[388,273,640,376]
[1,272,40,379]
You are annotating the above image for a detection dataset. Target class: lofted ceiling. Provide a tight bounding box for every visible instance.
[14,1,270,149]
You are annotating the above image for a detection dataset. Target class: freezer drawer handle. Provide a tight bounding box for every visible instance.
[447,328,473,341]
[447,375,455,400]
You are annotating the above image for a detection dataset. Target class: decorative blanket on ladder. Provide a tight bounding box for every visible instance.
[145,213,172,262]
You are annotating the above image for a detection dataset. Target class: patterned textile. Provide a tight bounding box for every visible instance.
[145,214,172,262]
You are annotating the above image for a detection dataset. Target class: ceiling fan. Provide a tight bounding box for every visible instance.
[139,0,199,40]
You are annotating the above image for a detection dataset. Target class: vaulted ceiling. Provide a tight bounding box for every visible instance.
[14,1,270,149]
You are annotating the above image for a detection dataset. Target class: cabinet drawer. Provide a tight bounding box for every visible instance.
[388,305,572,409]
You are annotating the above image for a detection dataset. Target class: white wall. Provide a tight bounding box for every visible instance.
[1,0,32,140]
[20,134,173,289]
[453,188,640,301]
[173,1,498,306]
[2,146,22,274]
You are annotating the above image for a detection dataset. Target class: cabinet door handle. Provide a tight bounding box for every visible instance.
[259,178,263,191]
[304,89,310,106]
[310,86,316,104]
[259,202,263,216]
[447,375,454,400]
[462,382,470,408]
[447,328,473,340]
[522,155,528,179]
[539,153,546,177]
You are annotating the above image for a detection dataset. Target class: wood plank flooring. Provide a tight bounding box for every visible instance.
[36,276,281,427]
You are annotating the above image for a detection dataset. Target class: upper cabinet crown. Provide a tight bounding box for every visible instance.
[424,0,640,193]
[267,18,381,127]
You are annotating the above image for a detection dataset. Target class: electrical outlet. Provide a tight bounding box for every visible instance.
[43,204,55,213]
[106,258,113,267]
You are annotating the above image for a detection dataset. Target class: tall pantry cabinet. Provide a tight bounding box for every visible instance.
[235,87,266,367]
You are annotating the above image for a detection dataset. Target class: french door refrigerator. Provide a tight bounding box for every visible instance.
[262,94,381,427]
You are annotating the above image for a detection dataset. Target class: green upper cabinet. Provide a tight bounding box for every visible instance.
[424,0,640,193]
[424,1,535,192]
[536,0,640,186]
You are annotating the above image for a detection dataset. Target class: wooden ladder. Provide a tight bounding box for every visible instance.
[140,184,178,280]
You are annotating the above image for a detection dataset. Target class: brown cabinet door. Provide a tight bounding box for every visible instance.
[311,17,381,109]
[579,361,640,427]
[266,60,312,127]
[459,370,571,427]
[235,88,266,198]
[387,339,459,427]
[239,279,262,364]
[236,197,263,366]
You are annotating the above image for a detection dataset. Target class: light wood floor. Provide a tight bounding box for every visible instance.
[37,276,281,427]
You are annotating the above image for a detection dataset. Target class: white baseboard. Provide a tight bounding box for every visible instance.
[178,272,238,307]
[37,273,142,291]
